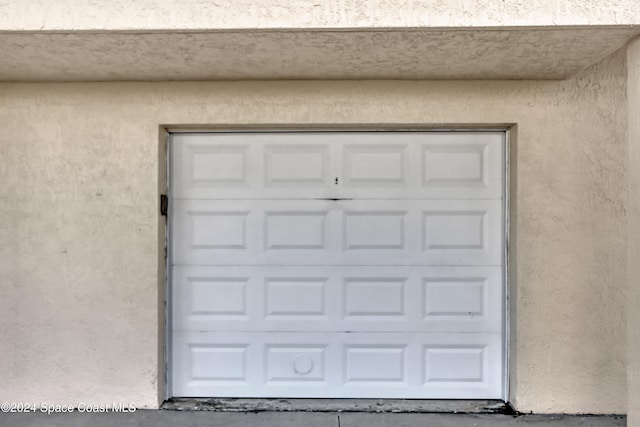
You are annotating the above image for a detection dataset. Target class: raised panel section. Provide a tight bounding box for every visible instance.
[344,278,406,317]
[265,145,329,185]
[345,346,406,383]
[266,346,327,382]
[191,146,248,184]
[173,265,502,332]
[172,131,504,199]
[265,278,327,317]
[266,212,327,250]
[424,346,485,383]
[423,212,485,250]
[418,200,502,266]
[343,145,406,185]
[344,212,406,250]
[189,344,248,381]
[172,332,501,397]
[423,278,485,317]
[176,200,501,266]
[423,144,485,185]
[188,277,248,316]
[190,212,248,250]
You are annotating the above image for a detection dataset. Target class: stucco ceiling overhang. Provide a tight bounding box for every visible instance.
[0,27,638,81]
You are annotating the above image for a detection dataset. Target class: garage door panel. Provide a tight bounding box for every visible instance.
[344,211,407,250]
[172,199,502,266]
[188,211,250,250]
[265,211,328,250]
[172,331,502,398]
[342,144,408,186]
[172,132,503,199]
[344,345,408,384]
[265,277,328,318]
[344,278,407,317]
[421,205,501,266]
[265,144,331,186]
[424,346,486,383]
[172,266,502,333]
[266,345,328,383]
[172,200,337,265]
[186,144,251,187]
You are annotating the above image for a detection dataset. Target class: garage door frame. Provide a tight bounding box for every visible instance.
[161,126,512,403]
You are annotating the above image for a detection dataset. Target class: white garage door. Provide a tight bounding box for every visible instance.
[170,131,505,399]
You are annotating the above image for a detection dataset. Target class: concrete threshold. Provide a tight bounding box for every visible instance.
[162,398,510,413]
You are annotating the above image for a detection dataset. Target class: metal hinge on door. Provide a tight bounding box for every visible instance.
[160,194,168,217]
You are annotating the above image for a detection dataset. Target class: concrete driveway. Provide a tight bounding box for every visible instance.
[0,411,626,427]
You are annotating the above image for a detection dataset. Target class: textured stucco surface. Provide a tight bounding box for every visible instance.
[0,50,628,412]
[627,38,640,426]
[1,0,639,30]
[1,0,638,82]
[0,28,638,81]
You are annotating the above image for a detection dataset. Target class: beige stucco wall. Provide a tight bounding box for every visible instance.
[627,37,640,425]
[1,0,639,30]
[0,49,628,413]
